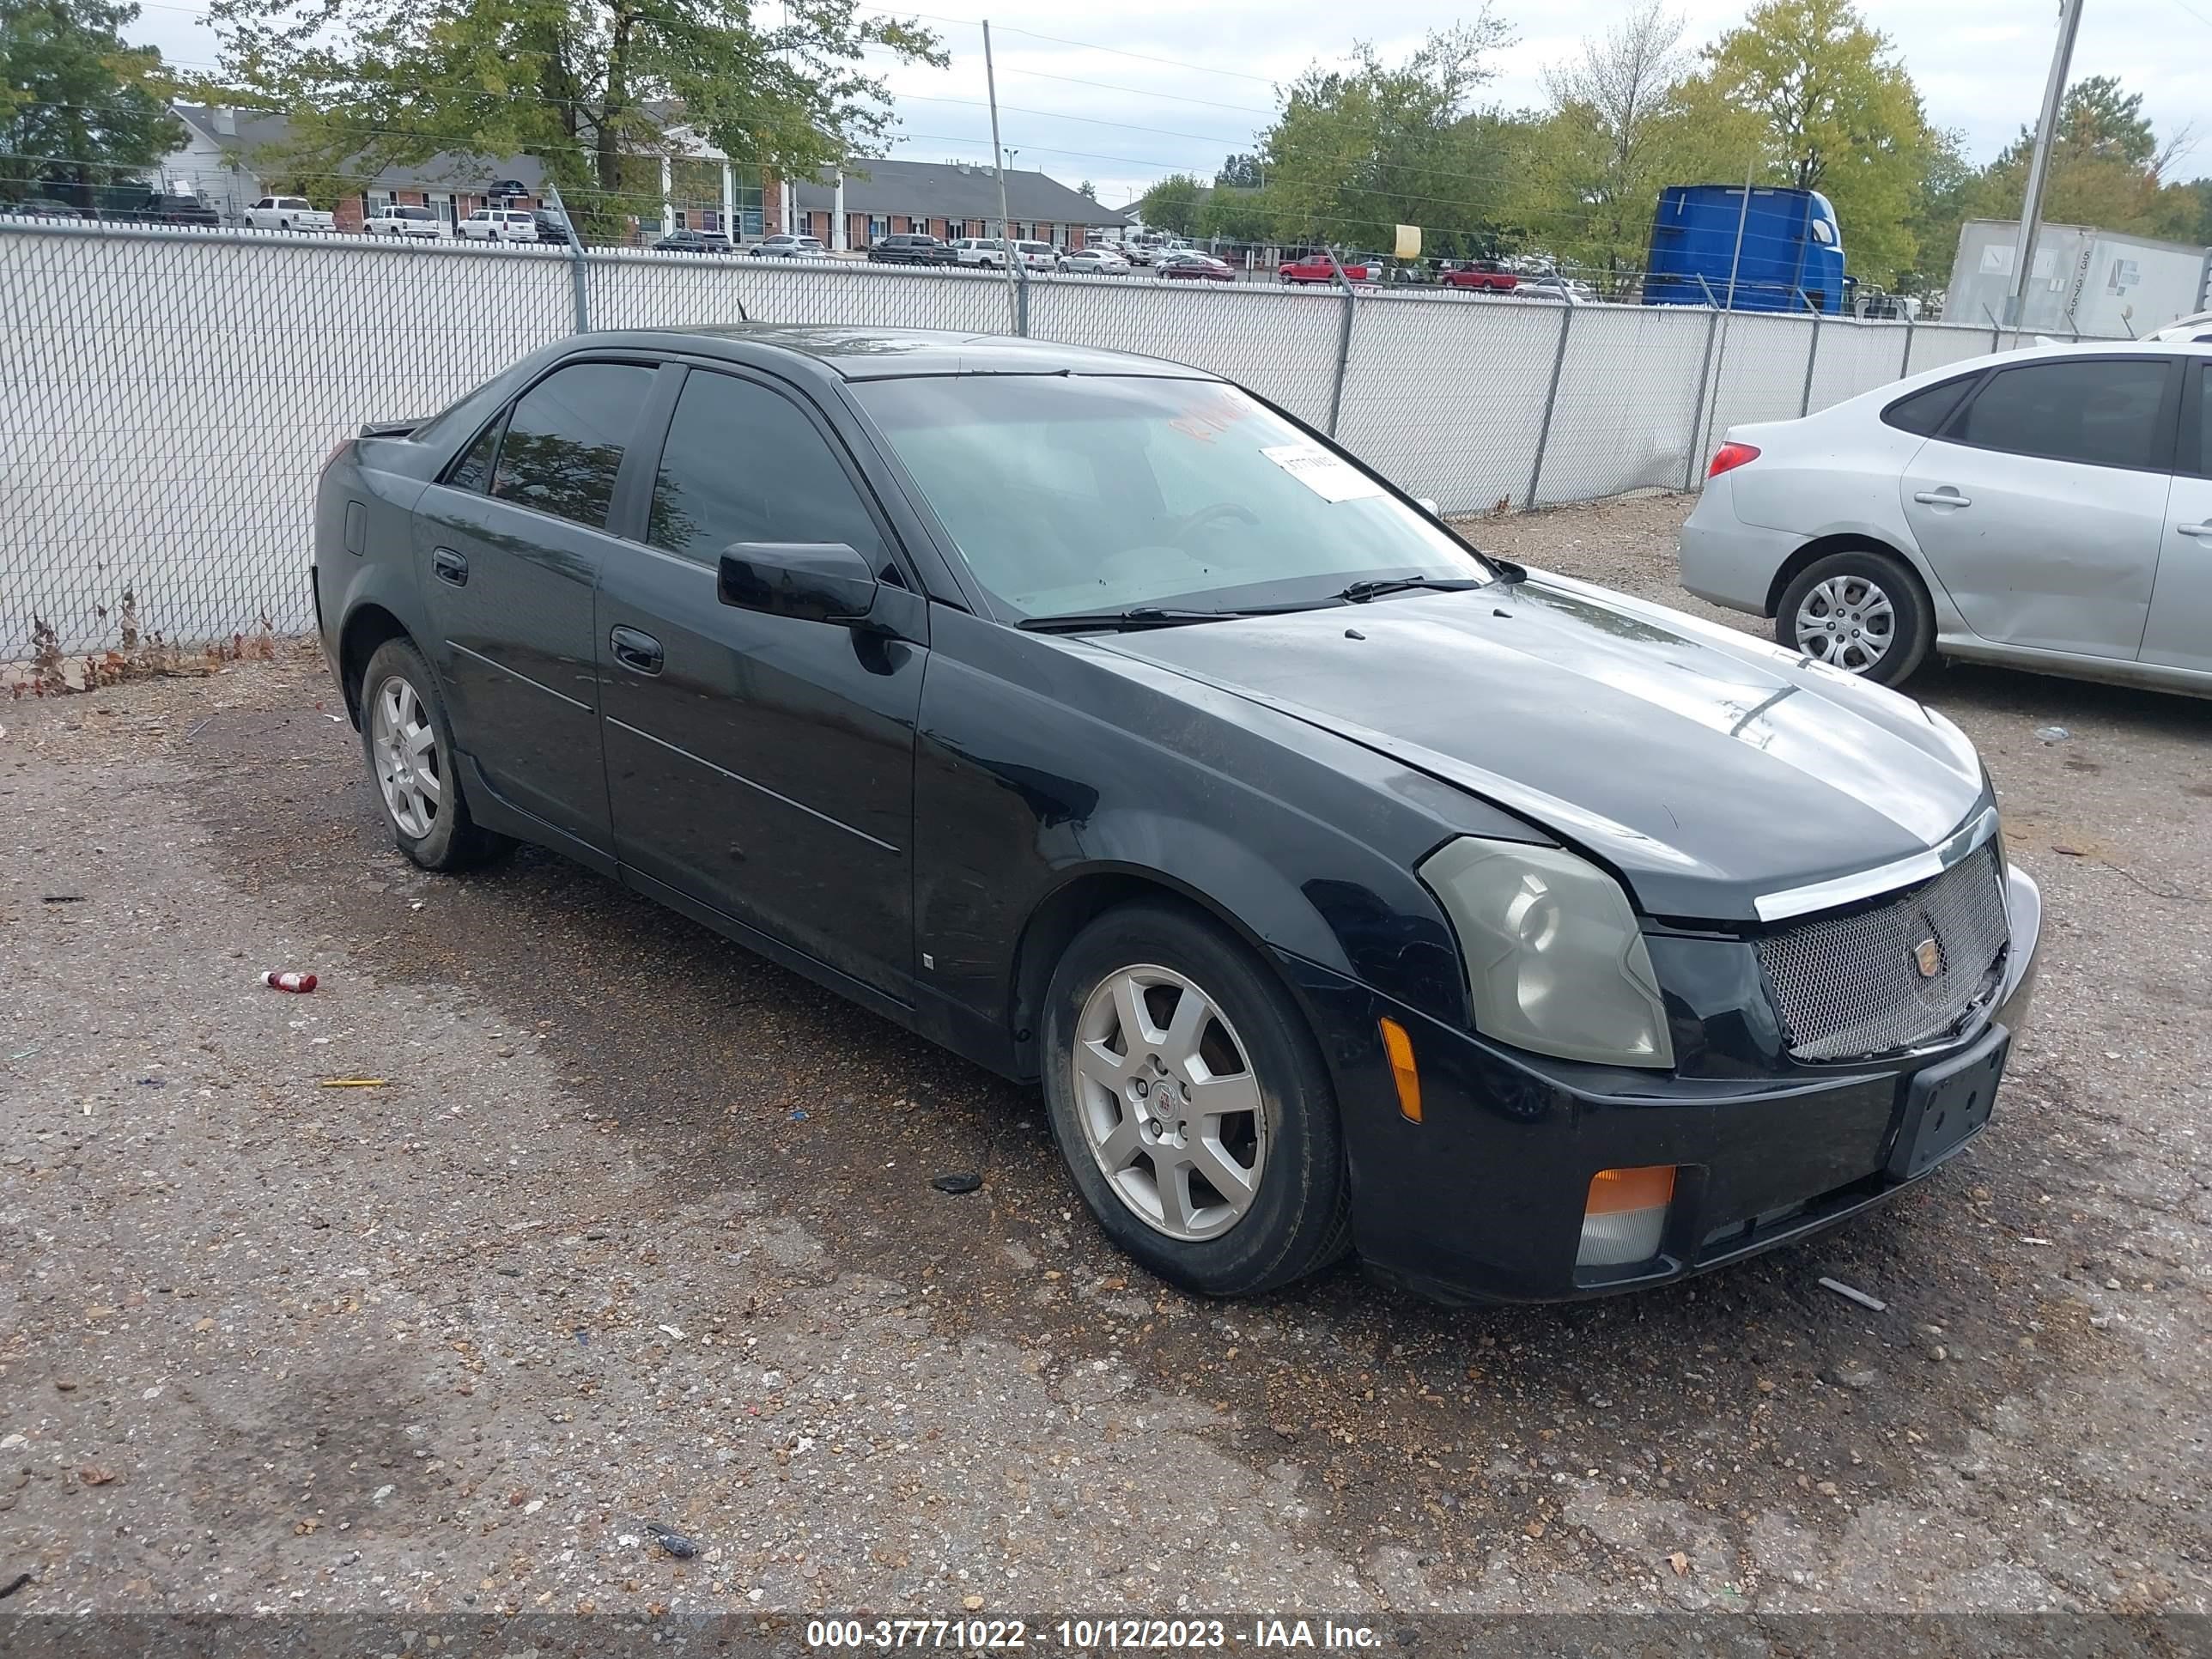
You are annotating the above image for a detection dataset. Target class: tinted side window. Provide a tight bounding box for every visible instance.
[1952,358,2171,470]
[1882,377,1973,436]
[447,414,505,492]
[2196,364,2212,477]
[647,372,885,567]
[491,362,655,528]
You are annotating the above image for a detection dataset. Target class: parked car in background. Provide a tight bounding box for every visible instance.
[463,208,539,243]
[2148,310,2212,343]
[314,324,2039,1305]
[867,233,954,265]
[364,204,448,240]
[6,197,82,218]
[1125,234,1188,268]
[1439,259,1518,292]
[1680,341,2212,697]
[530,211,574,246]
[112,192,220,228]
[1514,275,1592,302]
[1060,246,1132,276]
[246,195,334,233]
[1010,240,1060,272]
[653,228,734,255]
[750,233,827,258]
[1279,251,1380,283]
[1159,250,1235,283]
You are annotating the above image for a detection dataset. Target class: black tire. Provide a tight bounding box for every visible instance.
[1041,901,1352,1297]
[357,637,511,872]
[1774,546,1934,688]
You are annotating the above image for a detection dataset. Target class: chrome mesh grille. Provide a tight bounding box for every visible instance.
[1757,844,2009,1062]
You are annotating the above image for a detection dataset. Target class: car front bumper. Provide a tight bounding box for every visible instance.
[1277,866,2042,1304]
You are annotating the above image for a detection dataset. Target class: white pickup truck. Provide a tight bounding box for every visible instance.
[244,195,335,233]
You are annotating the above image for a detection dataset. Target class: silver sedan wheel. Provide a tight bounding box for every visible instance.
[1071,963,1267,1241]
[370,674,442,839]
[1793,574,1895,674]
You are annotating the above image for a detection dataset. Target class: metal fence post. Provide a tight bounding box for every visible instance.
[1525,301,1575,510]
[1683,305,1723,489]
[1015,257,1030,337]
[1901,313,1916,377]
[545,182,589,332]
[1797,289,1820,417]
[1325,249,1356,440]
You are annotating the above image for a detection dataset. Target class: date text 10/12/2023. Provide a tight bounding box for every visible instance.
[805,1620,1384,1650]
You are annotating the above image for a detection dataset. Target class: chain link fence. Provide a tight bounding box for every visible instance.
[1,216,2080,662]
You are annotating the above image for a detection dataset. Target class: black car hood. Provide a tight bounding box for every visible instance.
[1093,573,1988,922]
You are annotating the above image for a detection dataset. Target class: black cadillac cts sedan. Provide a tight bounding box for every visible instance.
[313,325,2041,1304]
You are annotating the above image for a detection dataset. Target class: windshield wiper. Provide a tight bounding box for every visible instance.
[1017,606,1243,634]
[1337,575,1485,604]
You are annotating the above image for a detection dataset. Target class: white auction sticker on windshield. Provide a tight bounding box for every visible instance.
[1261,442,1386,503]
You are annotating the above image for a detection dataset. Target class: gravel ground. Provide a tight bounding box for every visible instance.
[3,494,2209,1622]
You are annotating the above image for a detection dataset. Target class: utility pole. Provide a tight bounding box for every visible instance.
[983,20,1022,333]
[2005,0,2084,334]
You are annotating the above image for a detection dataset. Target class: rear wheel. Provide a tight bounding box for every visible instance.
[1041,902,1351,1297]
[359,638,511,872]
[1775,547,1933,687]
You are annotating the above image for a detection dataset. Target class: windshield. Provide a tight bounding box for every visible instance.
[854,374,1491,622]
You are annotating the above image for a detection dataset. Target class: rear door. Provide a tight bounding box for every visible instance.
[595,364,925,995]
[412,357,659,857]
[1901,355,2178,659]
[2142,358,2212,675]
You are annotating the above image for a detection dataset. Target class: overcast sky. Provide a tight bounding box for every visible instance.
[130,0,2212,208]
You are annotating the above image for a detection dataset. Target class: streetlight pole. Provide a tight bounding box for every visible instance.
[983,19,1022,332]
[2005,0,2085,335]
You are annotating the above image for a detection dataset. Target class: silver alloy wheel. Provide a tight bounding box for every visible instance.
[1071,963,1268,1241]
[1793,574,1896,674]
[370,673,442,839]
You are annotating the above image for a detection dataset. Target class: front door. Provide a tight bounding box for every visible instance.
[1901,355,2178,660]
[595,364,925,997]
[2142,360,2212,676]
[413,357,658,855]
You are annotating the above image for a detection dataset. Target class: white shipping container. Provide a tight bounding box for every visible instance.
[1944,219,2211,337]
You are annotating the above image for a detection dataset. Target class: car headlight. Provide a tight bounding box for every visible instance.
[1418,839,1674,1070]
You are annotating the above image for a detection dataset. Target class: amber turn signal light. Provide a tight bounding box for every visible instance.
[1378,1017,1421,1123]
[1578,1164,1677,1267]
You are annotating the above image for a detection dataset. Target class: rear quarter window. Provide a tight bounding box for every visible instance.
[1881,376,1976,436]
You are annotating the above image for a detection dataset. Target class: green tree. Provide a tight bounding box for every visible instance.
[199,0,943,229]
[1966,76,2203,241]
[1900,125,1973,295]
[1076,178,1095,199]
[1673,0,1934,284]
[0,0,180,206]
[1136,171,1203,236]
[1258,21,1515,253]
[1215,151,1264,188]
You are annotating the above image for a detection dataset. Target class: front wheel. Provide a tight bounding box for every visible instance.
[1774,547,1934,686]
[1041,902,1351,1297]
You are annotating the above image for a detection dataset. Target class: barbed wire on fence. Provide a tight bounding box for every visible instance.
[0,216,2080,669]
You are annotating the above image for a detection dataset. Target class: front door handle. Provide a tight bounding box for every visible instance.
[1912,489,1972,508]
[610,625,664,676]
[2178,521,2212,538]
[432,546,469,586]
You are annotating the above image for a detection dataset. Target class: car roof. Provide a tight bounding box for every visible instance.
[594,324,1218,383]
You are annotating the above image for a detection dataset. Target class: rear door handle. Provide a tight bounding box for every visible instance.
[432,546,469,586]
[610,625,664,676]
[2179,522,2212,538]
[1912,489,1972,508]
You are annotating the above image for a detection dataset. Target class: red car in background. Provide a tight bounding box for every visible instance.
[1439,259,1519,291]
[1159,251,1235,283]
[1278,251,1382,283]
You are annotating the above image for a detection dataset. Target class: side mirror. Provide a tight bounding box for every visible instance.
[719,543,878,624]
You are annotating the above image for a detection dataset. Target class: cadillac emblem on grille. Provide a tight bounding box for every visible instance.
[1913,937,1942,978]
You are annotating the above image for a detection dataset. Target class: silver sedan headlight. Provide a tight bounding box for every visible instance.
[1419,839,1674,1069]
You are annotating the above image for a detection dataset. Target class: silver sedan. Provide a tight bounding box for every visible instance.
[1680,340,2212,697]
